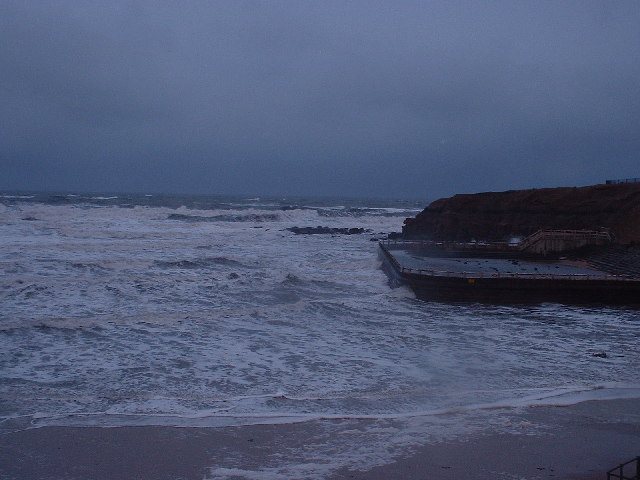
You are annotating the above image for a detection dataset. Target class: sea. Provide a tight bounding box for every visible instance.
[2,192,639,479]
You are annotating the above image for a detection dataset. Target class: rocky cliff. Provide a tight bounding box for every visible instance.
[402,183,640,244]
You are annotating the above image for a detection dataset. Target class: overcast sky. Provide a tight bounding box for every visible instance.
[1,1,639,199]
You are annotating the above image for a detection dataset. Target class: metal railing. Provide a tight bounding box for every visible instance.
[518,229,612,252]
[381,229,612,254]
[608,456,640,480]
[606,178,640,184]
[379,239,518,251]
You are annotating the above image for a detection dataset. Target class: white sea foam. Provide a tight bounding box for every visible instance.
[1,196,639,477]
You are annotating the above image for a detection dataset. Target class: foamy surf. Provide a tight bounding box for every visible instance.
[1,193,639,478]
[4,382,639,435]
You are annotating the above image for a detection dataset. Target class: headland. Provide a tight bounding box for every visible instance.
[402,182,640,244]
[383,182,640,304]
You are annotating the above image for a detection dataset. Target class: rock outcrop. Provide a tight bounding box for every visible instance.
[287,226,370,235]
[402,183,640,244]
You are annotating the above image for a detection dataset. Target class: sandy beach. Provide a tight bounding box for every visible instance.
[2,398,639,480]
[330,399,640,480]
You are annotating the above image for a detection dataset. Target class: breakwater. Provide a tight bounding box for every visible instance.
[379,240,640,304]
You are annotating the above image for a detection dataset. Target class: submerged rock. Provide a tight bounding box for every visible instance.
[287,226,370,235]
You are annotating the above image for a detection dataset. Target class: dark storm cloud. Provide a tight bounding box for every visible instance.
[2,1,639,198]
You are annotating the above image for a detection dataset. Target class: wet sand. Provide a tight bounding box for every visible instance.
[330,399,640,480]
[1,399,639,480]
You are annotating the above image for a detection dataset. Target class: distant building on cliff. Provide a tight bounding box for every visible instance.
[606,177,640,184]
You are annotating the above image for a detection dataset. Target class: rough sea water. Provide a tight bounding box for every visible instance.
[1,193,639,479]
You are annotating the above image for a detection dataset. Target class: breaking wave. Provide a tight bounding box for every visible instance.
[154,256,247,269]
[167,213,280,222]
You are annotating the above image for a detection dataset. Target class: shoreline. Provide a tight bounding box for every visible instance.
[330,398,640,480]
[2,398,639,479]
